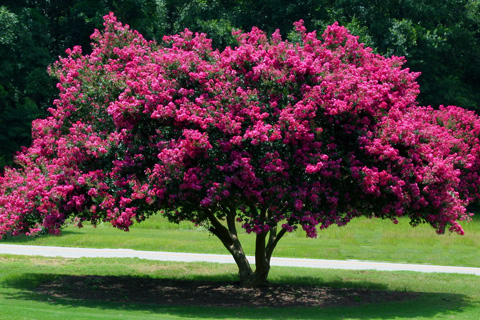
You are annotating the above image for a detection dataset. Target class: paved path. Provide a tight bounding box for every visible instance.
[1,243,479,276]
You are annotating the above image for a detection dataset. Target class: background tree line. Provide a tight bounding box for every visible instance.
[1,0,479,170]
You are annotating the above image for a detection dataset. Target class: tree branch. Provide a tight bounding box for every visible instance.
[266,226,288,262]
[255,228,268,270]
[204,207,253,281]
[226,203,238,237]
[204,208,233,250]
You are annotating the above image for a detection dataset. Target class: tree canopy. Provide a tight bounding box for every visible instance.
[1,14,480,286]
[1,1,479,170]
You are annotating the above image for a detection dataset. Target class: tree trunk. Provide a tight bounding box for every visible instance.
[204,208,287,287]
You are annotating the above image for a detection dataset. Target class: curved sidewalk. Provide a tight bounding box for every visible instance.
[1,243,479,276]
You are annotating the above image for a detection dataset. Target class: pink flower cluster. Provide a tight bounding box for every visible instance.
[358,105,480,234]
[0,13,478,238]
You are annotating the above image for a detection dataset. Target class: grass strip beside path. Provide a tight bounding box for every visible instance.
[3,216,480,268]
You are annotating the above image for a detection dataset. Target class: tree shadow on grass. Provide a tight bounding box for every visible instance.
[2,273,472,319]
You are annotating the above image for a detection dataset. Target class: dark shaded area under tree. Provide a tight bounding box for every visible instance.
[36,274,418,308]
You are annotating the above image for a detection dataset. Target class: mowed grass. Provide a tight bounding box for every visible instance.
[3,214,480,268]
[2,215,480,319]
[0,254,480,320]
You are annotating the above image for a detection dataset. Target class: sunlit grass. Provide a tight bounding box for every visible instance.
[2,215,480,319]
[3,214,480,267]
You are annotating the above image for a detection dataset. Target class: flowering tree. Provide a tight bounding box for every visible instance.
[1,13,479,286]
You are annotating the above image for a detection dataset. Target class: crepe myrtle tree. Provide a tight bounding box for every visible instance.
[1,13,480,286]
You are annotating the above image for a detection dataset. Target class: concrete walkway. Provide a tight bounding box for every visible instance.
[1,243,480,276]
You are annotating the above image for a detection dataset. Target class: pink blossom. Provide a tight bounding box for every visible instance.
[0,13,477,241]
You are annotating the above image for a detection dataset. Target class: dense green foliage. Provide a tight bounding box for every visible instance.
[0,0,167,169]
[1,0,479,169]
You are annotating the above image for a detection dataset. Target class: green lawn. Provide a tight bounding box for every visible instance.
[0,255,479,320]
[3,215,480,267]
[1,215,480,319]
